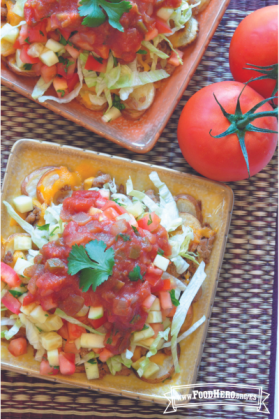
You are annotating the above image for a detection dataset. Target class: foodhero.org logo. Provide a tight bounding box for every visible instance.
[164,383,269,414]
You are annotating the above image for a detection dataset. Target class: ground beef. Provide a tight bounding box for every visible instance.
[145,189,159,203]
[197,234,216,264]
[116,366,132,376]
[92,172,111,188]
[98,362,110,379]
[118,184,125,194]
[80,348,90,358]
[25,206,41,225]
[163,347,172,356]
[75,365,85,373]
[3,251,13,265]
[189,241,198,252]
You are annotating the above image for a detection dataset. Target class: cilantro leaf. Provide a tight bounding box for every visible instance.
[23,63,33,70]
[157,248,164,256]
[147,214,152,225]
[59,34,68,45]
[131,225,139,235]
[49,226,60,236]
[78,0,132,32]
[39,30,44,36]
[128,265,142,282]
[24,37,30,44]
[137,49,147,54]
[9,290,24,298]
[57,89,65,97]
[141,324,149,331]
[130,314,141,324]
[112,95,125,110]
[87,359,97,364]
[106,337,112,344]
[37,224,50,231]
[169,289,180,307]
[116,233,130,242]
[68,240,115,292]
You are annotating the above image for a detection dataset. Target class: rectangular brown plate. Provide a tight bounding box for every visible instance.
[1,139,233,405]
[1,0,230,153]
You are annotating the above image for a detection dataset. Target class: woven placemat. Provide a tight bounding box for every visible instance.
[1,1,278,418]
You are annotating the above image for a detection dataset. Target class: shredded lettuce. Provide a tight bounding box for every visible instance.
[77,351,99,364]
[38,58,83,103]
[55,309,105,336]
[141,40,169,59]
[106,353,132,375]
[161,272,187,291]
[1,318,16,326]
[104,179,117,194]
[170,261,207,373]
[111,193,131,206]
[146,327,170,358]
[44,203,62,225]
[120,352,133,368]
[3,319,22,340]
[32,77,54,100]
[35,348,45,362]
[137,357,150,377]
[168,0,193,34]
[171,256,189,275]
[3,201,48,248]
[19,313,44,351]
[164,315,206,348]
[110,68,169,90]
[125,349,134,360]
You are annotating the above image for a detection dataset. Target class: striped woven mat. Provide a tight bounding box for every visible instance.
[1,0,278,418]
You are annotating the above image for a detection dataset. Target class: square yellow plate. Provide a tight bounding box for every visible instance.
[1,139,233,405]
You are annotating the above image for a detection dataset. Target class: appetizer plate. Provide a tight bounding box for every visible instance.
[1,0,230,153]
[1,139,233,405]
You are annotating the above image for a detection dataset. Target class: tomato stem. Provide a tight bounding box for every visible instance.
[210,86,278,178]
[243,63,278,104]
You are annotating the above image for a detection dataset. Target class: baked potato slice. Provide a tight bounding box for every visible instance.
[77,85,108,111]
[136,344,181,384]
[175,194,203,223]
[121,108,146,120]
[4,55,38,77]
[121,83,155,120]
[180,212,202,231]
[168,17,198,49]
[189,0,212,15]
[21,166,58,198]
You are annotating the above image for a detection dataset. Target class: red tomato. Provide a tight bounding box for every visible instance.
[99,348,113,362]
[168,49,183,67]
[67,73,79,92]
[19,21,47,45]
[101,200,127,215]
[8,338,27,357]
[64,340,80,354]
[2,292,21,314]
[155,17,172,34]
[59,28,72,41]
[23,292,36,306]
[103,207,119,221]
[41,64,57,83]
[138,212,160,232]
[57,59,76,80]
[57,322,69,340]
[1,262,21,287]
[67,322,86,340]
[20,45,40,64]
[85,55,107,73]
[229,6,278,101]
[41,294,58,311]
[177,81,278,181]
[59,352,76,375]
[40,359,59,375]
[89,313,107,329]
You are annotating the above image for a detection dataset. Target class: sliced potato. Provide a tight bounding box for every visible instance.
[121,108,146,121]
[189,0,212,15]
[137,344,181,384]
[21,166,57,198]
[168,17,198,49]
[175,194,203,223]
[124,83,155,111]
[4,55,38,77]
[180,212,201,231]
[77,85,108,111]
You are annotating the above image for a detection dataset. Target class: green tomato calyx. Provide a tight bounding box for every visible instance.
[243,63,278,101]
[209,85,278,177]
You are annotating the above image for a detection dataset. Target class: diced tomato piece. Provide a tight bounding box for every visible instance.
[40,359,59,376]
[101,200,127,215]
[89,312,107,329]
[65,44,80,59]
[150,323,164,338]
[19,21,47,45]
[1,262,21,287]
[33,61,44,76]
[155,17,172,34]
[159,291,172,310]
[2,291,21,314]
[41,64,57,83]
[142,294,156,311]
[59,29,71,41]
[40,294,58,311]
[20,45,40,64]
[167,49,184,67]
[53,76,68,98]
[13,39,21,49]
[99,348,113,362]
[145,265,163,286]
[166,305,177,317]
[23,292,36,306]
[57,59,76,80]
[64,340,80,354]
[151,278,165,294]
[92,45,110,59]
[95,197,110,209]
[57,322,69,340]
[84,55,107,73]
[66,73,79,93]
[59,352,76,375]
[8,338,27,357]
[161,278,172,291]
[145,28,158,41]
[138,212,161,233]
[92,347,102,354]
[48,30,60,42]
[103,207,119,221]
[67,322,86,340]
